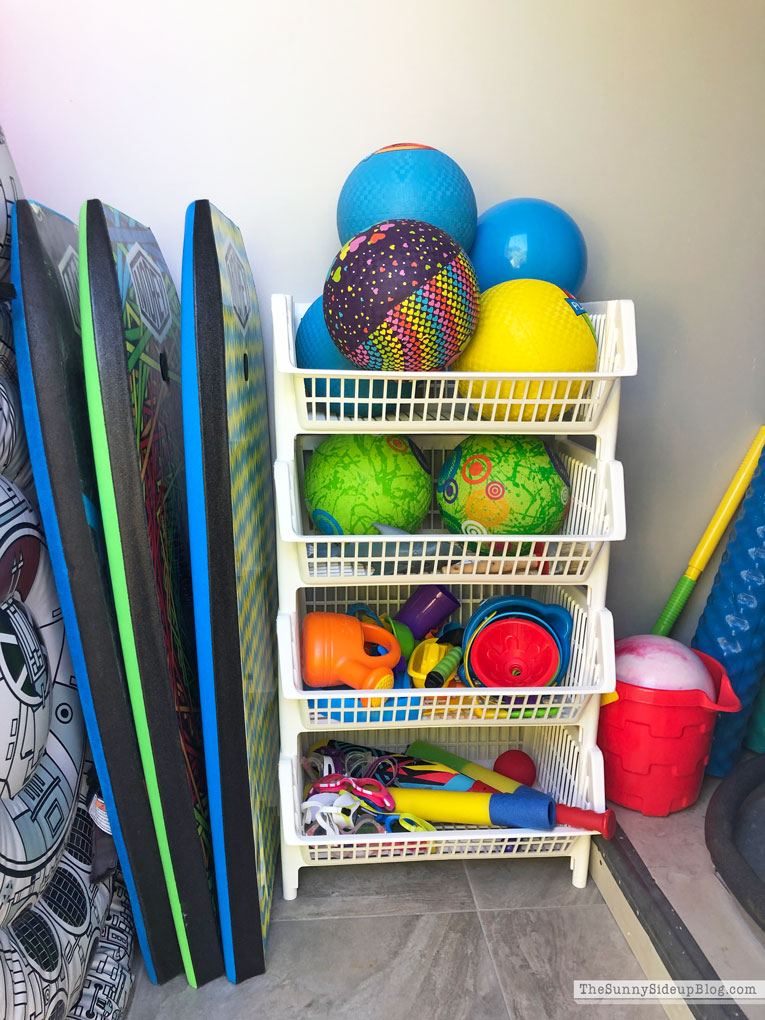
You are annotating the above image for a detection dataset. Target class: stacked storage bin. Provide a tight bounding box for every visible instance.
[272,293,636,898]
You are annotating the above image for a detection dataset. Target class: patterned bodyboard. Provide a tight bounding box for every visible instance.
[181,201,279,981]
[10,200,182,984]
[79,200,223,988]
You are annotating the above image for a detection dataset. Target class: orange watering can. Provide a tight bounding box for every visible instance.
[301,612,401,692]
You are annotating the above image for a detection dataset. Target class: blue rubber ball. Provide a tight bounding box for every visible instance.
[295,295,352,372]
[469,198,588,295]
[295,296,389,417]
[337,143,477,253]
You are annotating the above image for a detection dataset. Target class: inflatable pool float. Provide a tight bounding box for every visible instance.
[0,375,32,505]
[70,870,136,1018]
[0,776,135,1018]
[0,477,85,926]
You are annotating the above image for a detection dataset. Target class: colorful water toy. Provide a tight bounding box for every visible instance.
[302,612,401,692]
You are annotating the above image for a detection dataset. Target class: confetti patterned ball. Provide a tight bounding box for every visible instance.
[323,219,480,372]
[436,435,571,536]
[455,279,598,422]
[304,434,432,535]
[337,143,478,253]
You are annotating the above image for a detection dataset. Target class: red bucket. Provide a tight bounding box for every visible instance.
[597,650,741,816]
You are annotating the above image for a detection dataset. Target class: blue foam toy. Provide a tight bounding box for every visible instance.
[469,197,587,294]
[487,787,555,830]
[693,450,765,776]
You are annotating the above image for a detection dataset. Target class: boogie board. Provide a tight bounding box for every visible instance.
[79,200,223,988]
[181,200,279,981]
[10,199,182,985]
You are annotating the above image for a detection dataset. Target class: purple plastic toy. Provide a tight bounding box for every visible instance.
[394,585,460,640]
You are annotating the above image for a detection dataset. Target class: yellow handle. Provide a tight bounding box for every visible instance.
[686,426,765,579]
[391,788,492,825]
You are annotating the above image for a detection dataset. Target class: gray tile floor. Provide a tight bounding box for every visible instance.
[615,777,765,1019]
[128,858,664,1020]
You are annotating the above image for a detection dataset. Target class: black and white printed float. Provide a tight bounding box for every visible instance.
[0,423,135,1020]
[0,477,84,923]
[0,776,134,1019]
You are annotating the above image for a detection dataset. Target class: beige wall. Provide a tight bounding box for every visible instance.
[1,0,763,642]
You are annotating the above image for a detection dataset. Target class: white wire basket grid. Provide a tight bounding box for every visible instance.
[277,581,614,732]
[274,434,624,584]
[272,294,636,435]
[279,724,604,883]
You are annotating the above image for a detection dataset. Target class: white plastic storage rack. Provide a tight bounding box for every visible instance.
[272,293,636,899]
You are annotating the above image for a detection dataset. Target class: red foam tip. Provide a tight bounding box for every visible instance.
[556,805,616,839]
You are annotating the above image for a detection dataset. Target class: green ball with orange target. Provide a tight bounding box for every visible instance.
[436,436,571,536]
[304,433,432,536]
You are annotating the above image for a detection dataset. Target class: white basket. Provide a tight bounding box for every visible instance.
[272,294,636,434]
[278,582,614,731]
[274,435,624,584]
[280,725,604,871]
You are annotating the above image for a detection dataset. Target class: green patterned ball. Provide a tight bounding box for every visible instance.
[304,434,432,535]
[436,436,570,535]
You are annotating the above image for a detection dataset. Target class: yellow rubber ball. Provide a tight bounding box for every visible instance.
[455,279,598,422]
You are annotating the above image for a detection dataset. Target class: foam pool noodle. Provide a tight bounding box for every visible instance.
[692,449,765,776]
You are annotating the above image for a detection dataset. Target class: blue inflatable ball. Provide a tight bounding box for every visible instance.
[295,296,389,417]
[337,143,477,253]
[295,295,351,372]
[469,198,588,295]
